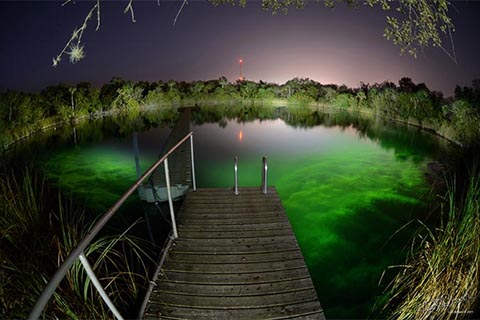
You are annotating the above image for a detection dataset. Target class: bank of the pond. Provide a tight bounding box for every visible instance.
[2,108,142,152]
[1,100,267,152]
[2,77,479,152]
[309,102,463,147]
[1,98,463,156]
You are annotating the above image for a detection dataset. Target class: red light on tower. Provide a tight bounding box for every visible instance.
[238,58,244,81]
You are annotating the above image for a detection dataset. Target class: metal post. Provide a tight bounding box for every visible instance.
[132,132,141,179]
[78,253,124,320]
[234,156,239,195]
[261,156,268,194]
[189,134,196,191]
[164,158,178,238]
[73,127,77,146]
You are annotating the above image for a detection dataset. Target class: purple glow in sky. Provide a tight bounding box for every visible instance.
[0,1,479,95]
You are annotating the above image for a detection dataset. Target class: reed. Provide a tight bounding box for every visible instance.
[0,169,154,318]
[380,172,479,319]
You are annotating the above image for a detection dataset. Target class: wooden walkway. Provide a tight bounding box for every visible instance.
[143,187,324,319]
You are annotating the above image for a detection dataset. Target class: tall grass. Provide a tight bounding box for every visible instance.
[380,173,480,319]
[0,169,154,318]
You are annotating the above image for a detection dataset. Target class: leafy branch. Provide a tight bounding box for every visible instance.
[211,0,457,62]
[53,0,457,67]
[53,0,100,67]
[53,0,136,67]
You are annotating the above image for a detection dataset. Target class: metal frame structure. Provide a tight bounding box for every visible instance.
[233,156,268,195]
[233,156,239,195]
[29,132,196,320]
[261,156,268,194]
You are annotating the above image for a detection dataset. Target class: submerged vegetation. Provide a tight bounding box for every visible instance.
[0,169,153,318]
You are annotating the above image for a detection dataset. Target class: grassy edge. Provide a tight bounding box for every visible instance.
[378,172,479,319]
[0,169,155,318]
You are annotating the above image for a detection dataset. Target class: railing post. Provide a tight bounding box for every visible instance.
[132,132,141,179]
[261,156,268,194]
[78,253,124,320]
[234,156,239,195]
[164,158,178,238]
[190,134,197,191]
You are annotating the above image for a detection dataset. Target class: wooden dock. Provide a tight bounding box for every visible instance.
[142,187,324,319]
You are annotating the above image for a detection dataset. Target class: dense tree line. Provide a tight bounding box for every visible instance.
[1,76,479,148]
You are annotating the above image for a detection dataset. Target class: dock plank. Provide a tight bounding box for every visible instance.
[142,187,324,319]
[159,267,312,285]
[173,242,299,254]
[167,250,303,263]
[145,301,324,320]
[154,277,314,296]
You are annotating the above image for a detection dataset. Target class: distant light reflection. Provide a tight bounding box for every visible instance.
[238,129,244,142]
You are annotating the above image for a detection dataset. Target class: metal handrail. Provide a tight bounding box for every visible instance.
[78,253,123,319]
[29,131,195,320]
[234,156,239,195]
[190,134,197,191]
[163,158,178,238]
[261,156,268,194]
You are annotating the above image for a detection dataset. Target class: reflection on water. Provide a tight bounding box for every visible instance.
[6,106,451,318]
[238,129,244,142]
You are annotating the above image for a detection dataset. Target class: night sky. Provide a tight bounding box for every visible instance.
[1,1,479,96]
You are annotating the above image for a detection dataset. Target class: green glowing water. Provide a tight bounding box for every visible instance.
[17,107,449,318]
[192,119,432,318]
[43,146,140,211]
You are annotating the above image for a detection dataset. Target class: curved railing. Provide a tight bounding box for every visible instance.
[29,131,196,320]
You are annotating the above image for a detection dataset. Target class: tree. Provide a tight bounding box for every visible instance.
[323,87,338,103]
[190,81,206,104]
[218,76,228,89]
[398,77,417,93]
[167,80,177,93]
[53,0,457,67]
[135,81,155,97]
[100,77,126,109]
[40,84,70,117]
[111,83,143,111]
[356,91,367,108]
[283,78,300,98]
[76,82,101,113]
[69,87,77,115]
[238,81,259,101]
[0,90,24,127]
[449,100,480,144]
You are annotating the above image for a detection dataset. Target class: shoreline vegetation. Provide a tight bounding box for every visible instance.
[0,169,154,318]
[1,77,479,318]
[1,77,479,151]
[378,172,480,319]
